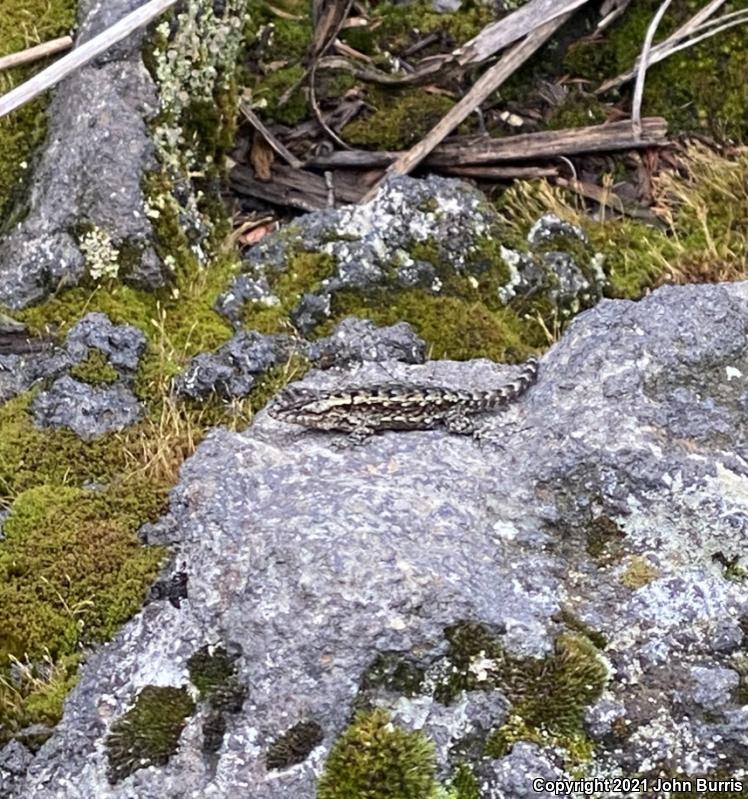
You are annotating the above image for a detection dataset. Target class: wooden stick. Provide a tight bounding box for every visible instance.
[440,164,560,179]
[239,102,304,169]
[0,36,73,74]
[0,0,179,120]
[360,12,573,202]
[305,118,668,170]
[454,0,591,66]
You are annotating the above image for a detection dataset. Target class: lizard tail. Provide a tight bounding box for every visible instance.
[483,357,539,409]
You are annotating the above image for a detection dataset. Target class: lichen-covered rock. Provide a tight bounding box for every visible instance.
[31,375,143,440]
[10,281,748,797]
[307,317,426,367]
[0,740,33,798]
[173,318,426,400]
[0,0,161,307]
[174,330,287,400]
[218,175,499,331]
[66,312,147,374]
[218,179,606,345]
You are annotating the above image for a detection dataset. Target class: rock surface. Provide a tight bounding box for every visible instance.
[0,0,161,308]
[9,281,748,797]
[217,178,605,336]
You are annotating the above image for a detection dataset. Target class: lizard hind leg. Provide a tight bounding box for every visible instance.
[444,409,476,436]
[345,425,375,446]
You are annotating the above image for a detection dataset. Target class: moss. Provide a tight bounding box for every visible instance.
[0,0,78,218]
[250,2,311,62]
[546,90,607,131]
[317,708,441,799]
[0,482,165,659]
[584,515,626,565]
[240,249,337,334]
[329,288,540,362]
[366,0,495,54]
[360,652,425,698]
[255,64,309,126]
[105,685,195,784]
[620,555,660,589]
[0,393,130,499]
[483,634,607,763]
[563,0,748,141]
[494,145,747,301]
[557,608,607,651]
[0,481,165,742]
[187,646,237,697]
[267,720,324,770]
[344,88,455,151]
[428,622,606,765]
[69,349,120,385]
[448,765,480,799]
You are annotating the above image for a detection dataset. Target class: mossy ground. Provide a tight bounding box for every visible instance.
[563,0,748,142]
[0,479,166,742]
[0,0,268,748]
[0,0,77,223]
[496,144,747,299]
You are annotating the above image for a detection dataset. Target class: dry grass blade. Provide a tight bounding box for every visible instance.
[631,0,672,137]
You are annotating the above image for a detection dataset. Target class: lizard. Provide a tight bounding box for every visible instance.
[267,357,539,444]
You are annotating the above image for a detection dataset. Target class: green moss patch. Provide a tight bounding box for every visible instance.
[105,685,195,783]
[429,622,607,764]
[0,481,165,741]
[344,89,455,151]
[482,633,607,761]
[317,708,441,799]
[329,288,541,363]
[69,349,120,385]
[563,0,748,141]
[267,720,324,770]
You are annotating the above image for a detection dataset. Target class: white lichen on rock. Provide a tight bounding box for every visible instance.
[146,0,248,261]
[79,226,120,281]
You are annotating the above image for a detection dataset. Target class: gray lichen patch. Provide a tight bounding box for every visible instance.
[105,685,195,784]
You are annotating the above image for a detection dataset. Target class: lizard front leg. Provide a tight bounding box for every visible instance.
[344,424,375,446]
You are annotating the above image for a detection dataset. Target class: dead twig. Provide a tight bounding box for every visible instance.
[454,0,591,66]
[309,0,355,150]
[360,11,575,201]
[0,0,178,120]
[239,102,304,169]
[304,118,668,170]
[0,36,73,74]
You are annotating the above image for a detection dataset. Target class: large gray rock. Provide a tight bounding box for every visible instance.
[11,281,748,796]
[0,0,161,309]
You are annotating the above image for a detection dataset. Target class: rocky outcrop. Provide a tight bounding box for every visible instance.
[0,0,162,308]
[7,280,748,797]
